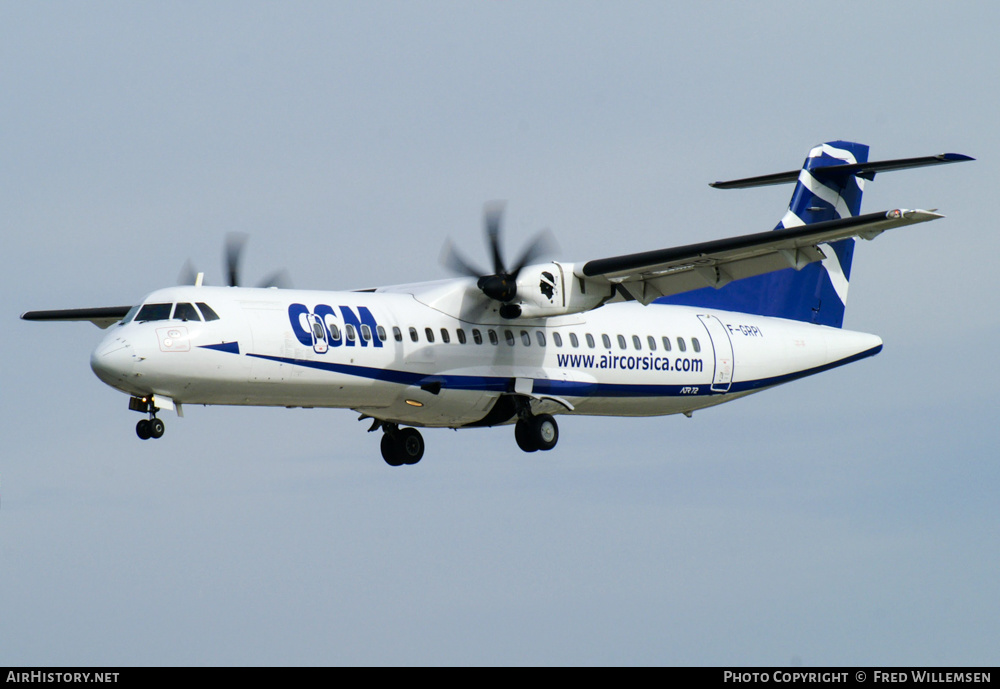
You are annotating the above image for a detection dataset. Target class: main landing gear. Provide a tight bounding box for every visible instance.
[365,407,559,467]
[379,424,425,466]
[514,413,559,453]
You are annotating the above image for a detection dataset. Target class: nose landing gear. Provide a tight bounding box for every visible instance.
[135,416,165,440]
[131,396,165,440]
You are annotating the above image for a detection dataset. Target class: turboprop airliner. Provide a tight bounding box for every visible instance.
[22,142,971,466]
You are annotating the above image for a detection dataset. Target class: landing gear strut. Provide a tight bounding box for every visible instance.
[379,424,424,466]
[515,413,558,453]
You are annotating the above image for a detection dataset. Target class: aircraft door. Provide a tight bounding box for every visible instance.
[697,314,734,393]
[306,314,328,354]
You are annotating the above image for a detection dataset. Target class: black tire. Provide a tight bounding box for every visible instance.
[149,418,165,439]
[515,418,539,453]
[136,419,152,440]
[397,427,424,465]
[380,433,404,467]
[532,414,558,452]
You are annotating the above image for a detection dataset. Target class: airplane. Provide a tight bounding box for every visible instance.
[21,141,972,466]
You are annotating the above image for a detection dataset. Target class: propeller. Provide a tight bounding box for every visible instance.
[224,232,248,287]
[441,202,557,304]
[178,233,292,289]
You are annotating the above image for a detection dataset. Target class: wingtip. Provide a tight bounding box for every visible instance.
[889,208,945,222]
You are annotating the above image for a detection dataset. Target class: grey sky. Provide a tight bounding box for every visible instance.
[2,2,997,665]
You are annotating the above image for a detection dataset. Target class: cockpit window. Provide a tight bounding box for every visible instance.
[173,302,201,321]
[136,303,172,322]
[196,303,220,321]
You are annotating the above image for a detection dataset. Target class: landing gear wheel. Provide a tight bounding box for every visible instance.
[136,419,152,440]
[532,414,558,451]
[149,418,165,439]
[515,414,558,453]
[380,433,404,467]
[397,427,424,465]
[380,427,425,466]
[515,418,539,452]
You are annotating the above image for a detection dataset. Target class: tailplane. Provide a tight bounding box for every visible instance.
[658,142,970,327]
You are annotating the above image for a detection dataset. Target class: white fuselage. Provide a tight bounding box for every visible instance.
[89,283,883,428]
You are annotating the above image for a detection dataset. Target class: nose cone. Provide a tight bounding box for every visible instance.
[90,334,136,390]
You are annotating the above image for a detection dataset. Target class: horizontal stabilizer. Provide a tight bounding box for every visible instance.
[711,153,974,189]
[21,306,132,329]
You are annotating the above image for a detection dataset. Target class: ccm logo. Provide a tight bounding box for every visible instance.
[288,304,383,353]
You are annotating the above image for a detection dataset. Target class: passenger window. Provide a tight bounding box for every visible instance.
[136,303,172,322]
[393,326,402,342]
[602,334,611,349]
[488,330,499,345]
[586,334,595,348]
[505,330,515,346]
[312,320,327,341]
[677,337,686,352]
[377,325,387,342]
[196,303,220,321]
[425,327,435,343]
[520,330,531,346]
[346,324,356,341]
[633,335,642,351]
[173,302,200,321]
[647,335,657,351]
[473,329,483,345]
[570,333,579,348]
[662,336,672,352]
[552,332,561,347]
[617,334,627,350]
[457,328,467,344]
[361,324,372,341]
[409,327,419,342]
[329,323,341,341]
[440,328,450,344]
[692,337,701,353]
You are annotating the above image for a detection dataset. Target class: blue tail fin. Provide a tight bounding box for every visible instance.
[658,141,870,328]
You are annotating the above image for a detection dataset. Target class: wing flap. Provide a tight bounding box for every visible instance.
[582,209,942,305]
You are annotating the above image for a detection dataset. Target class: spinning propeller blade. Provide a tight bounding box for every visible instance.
[441,202,556,303]
[178,233,291,289]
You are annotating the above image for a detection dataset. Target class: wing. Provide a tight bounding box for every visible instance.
[581,209,942,304]
[20,306,133,329]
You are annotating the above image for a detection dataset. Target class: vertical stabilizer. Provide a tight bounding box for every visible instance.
[658,141,869,328]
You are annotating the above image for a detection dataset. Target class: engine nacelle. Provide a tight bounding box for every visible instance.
[505,262,613,319]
